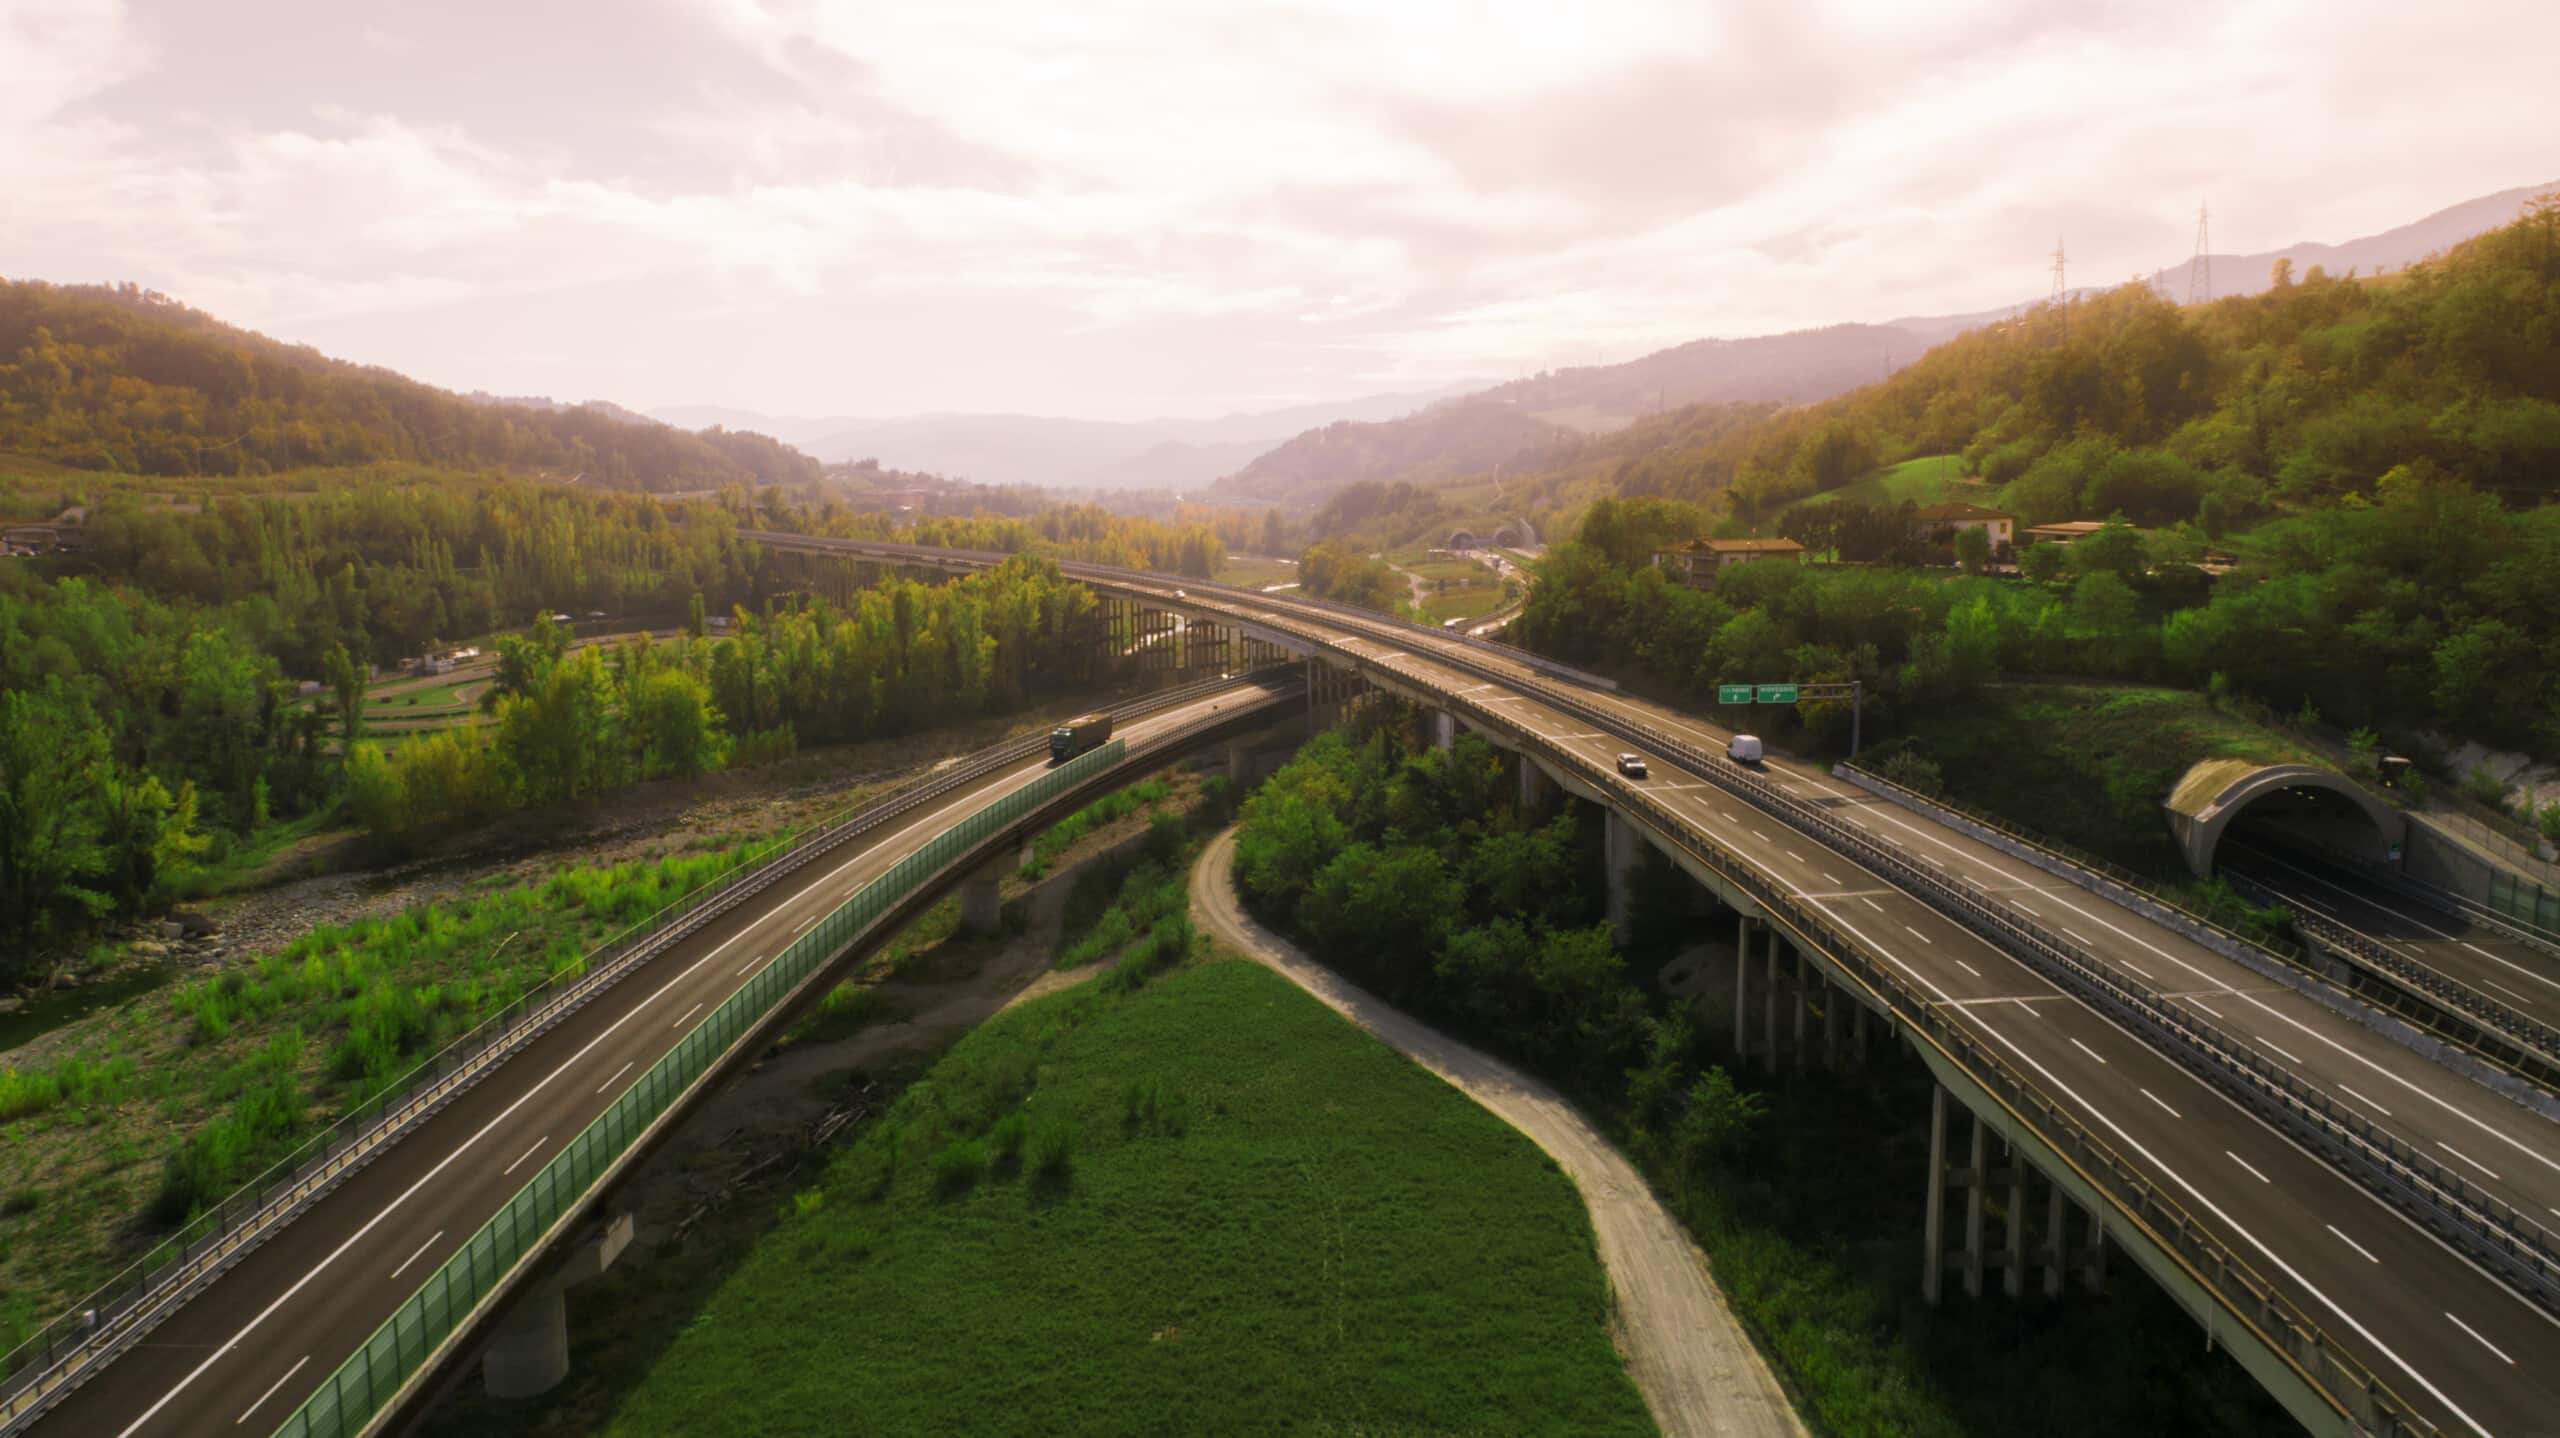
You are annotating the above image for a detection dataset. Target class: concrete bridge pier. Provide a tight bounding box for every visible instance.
[1606,807,1645,945]
[484,1212,634,1399]
[1431,709,1457,752]
[958,843,1024,936]
[1923,1083,2108,1306]
[1517,754,1557,817]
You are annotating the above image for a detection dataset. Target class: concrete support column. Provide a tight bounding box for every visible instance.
[1823,972,1841,1068]
[958,857,1007,936]
[1854,1001,1869,1062]
[484,1288,570,1399]
[483,1212,633,1399]
[1962,1113,1988,1299]
[2003,1142,2027,1299]
[1431,708,1457,752]
[1761,924,1780,1076]
[1791,952,1808,1073]
[1605,806,1642,946]
[2043,1180,2068,1299]
[1518,755,1557,817]
[2081,1208,2109,1294]
[1734,915,1755,1062]
[1922,1084,1947,1306]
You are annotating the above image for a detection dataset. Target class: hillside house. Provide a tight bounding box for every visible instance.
[1652,537,1806,588]
[1907,502,2016,554]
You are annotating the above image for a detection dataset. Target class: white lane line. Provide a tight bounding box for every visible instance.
[1785,850,1808,864]
[388,1231,444,1281]
[793,913,816,933]
[2445,1312,2515,1366]
[2226,1150,2273,1184]
[502,1137,548,1176]
[2061,927,2091,945]
[2140,1088,2182,1118]
[737,952,765,976]
[1793,880,2498,1438]
[235,1355,310,1427]
[1822,871,1843,885]
[2339,1084,2394,1117]
[1956,960,1982,977]
[1904,925,1932,945]
[1720,811,1741,824]
[2013,999,2041,1018]
[1751,829,1773,843]
[673,1001,704,1029]
[2257,1037,2303,1065]
[1860,897,1884,913]
[2461,940,2560,994]
[2189,997,2225,1019]
[2119,960,2155,980]
[596,1060,634,1095]
[2069,1038,2108,1065]
[2327,1225,2381,1264]
[2437,1142,2501,1182]
[2480,976,2534,1005]
[2013,900,2040,915]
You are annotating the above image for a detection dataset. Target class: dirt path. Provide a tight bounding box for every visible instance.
[1190,828,1806,1438]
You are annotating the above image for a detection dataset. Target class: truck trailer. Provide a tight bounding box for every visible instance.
[1050,712,1112,764]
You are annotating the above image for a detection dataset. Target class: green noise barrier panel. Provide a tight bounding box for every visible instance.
[267,739,1128,1438]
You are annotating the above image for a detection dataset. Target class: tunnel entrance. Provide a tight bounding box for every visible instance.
[2161,760,2406,877]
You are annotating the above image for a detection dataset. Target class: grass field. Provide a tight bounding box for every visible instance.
[1789,456,2001,514]
[1214,554,1300,589]
[601,959,1657,1438]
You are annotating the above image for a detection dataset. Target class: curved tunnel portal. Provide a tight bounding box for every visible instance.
[2162,760,2408,878]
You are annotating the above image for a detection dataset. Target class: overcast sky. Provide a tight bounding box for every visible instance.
[3,0,2553,422]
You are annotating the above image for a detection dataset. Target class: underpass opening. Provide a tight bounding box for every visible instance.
[2162,759,2407,877]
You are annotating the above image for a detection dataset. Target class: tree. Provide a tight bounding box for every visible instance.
[2020,541,2068,584]
[0,685,114,972]
[2270,256,2295,289]
[687,590,707,640]
[1953,525,1991,575]
[2068,516,2146,583]
[323,641,364,748]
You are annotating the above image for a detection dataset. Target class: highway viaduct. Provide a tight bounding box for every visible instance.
[8,532,2558,1438]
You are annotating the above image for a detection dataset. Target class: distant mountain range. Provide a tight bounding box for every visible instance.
[650,384,1480,493]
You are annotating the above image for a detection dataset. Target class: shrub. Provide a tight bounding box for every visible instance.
[1029,1119,1076,1183]
[1876,747,1944,798]
[988,1112,1030,1172]
[932,1140,987,1198]
[792,1187,825,1217]
[2460,762,2508,810]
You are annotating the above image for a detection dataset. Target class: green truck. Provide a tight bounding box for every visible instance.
[1050,712,1112,764]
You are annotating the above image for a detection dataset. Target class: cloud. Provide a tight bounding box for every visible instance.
[2,0,2554,418]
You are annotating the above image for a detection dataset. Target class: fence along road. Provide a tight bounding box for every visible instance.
[25,680,1285,1438]
[752,538,2560,1438]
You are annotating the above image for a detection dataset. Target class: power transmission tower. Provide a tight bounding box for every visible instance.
[2187,202,2212,305]
[2050,236,2069,339]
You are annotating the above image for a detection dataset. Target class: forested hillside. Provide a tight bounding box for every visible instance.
[1507,199,2560,770]
[0,281,819,491]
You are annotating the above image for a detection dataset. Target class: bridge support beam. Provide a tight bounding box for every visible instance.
[1517,754,1557,817]
[959,847,1019,937]
[1733,915,1756,1063]
[1605,806,1642,946]
[1431,709,1457,753]
[484,1211,634,1399]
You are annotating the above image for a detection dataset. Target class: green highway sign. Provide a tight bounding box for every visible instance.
[1756,684,1800,704]
[1718,684,1755,705]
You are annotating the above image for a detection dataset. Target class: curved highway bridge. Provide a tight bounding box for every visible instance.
[8,536,2558,1438]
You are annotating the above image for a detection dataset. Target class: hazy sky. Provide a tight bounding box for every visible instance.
[4,0,2554,422]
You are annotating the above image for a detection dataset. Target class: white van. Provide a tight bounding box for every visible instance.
[1727,733,1764,764]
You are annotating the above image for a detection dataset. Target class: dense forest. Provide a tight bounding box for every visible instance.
[0,281,819,490]
[0,465,1250,974]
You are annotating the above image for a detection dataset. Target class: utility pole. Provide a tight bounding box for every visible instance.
[2187,202,2212,305]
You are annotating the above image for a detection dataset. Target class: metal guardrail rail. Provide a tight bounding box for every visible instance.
[265,737,1138,1438]
[0,672,1256,1433]
[2226,873,2560,1076]
[1841,765,2560,1095]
